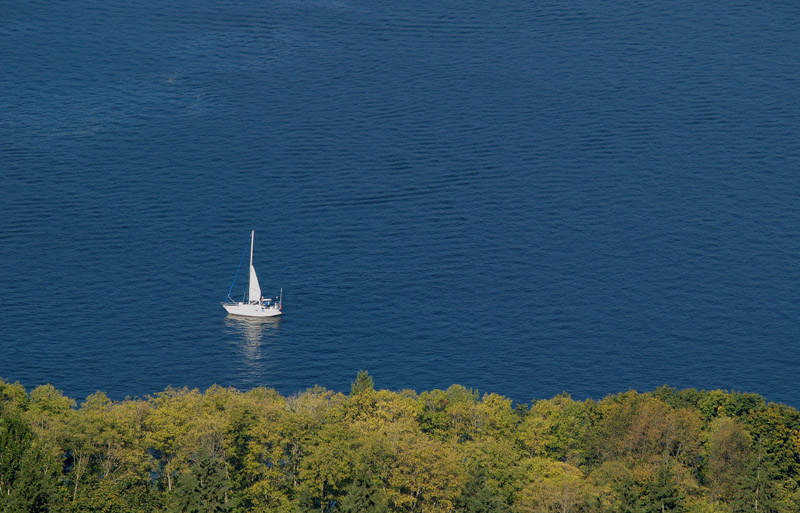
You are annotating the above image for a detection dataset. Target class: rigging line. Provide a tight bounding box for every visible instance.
[225,236,249,302]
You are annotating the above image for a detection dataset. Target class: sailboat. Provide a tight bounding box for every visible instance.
[222,231,282,317]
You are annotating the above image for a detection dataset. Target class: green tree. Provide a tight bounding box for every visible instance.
[3,442,61,513]
[25,384,74,453]
[732,438,783,513]
[65,392,113,503]
[383,427,464,513]
[145,387,204,492]
[337,464,387,513]
[644,464,685,513]
[662,407,703,468]
[517,393,593,465]
[296,420,358,511]
[741,403,800,482]
[0,413,32,496]
[460,437,519,508]
[239,391,296,512]
[417,385,480,440]
[171,450,232,513]
[705,417,752,504]
[0,379,29,414]
[610,472,645,513]
[456,464,505,513]
[350,371,375,396]
[515,458,594,513]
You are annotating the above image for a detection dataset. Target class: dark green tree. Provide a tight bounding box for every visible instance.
[337,464,387,513]
[611,473,646,513]
[644,465,685,513]
[732,439,782,513]
[455,464,506,513]
[172,469,203,513]
[0,413,32,496]
[3,443,60,513]
[350,371,374,396]
[170,451,232,513]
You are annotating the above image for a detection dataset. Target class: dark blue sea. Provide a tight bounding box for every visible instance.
[2,0,798,407]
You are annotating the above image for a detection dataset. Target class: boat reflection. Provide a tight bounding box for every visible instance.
[224,316,281,376]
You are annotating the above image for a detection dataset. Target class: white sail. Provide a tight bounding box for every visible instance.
[249,264,261,303]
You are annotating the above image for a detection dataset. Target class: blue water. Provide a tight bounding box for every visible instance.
[1,0,798,406]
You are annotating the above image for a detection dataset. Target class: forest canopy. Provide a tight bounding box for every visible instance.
[1,373,799,512]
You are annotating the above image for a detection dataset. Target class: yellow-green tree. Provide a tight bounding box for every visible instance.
[144,386,204,492]
[705,416,752,505]
[514,458,594,513]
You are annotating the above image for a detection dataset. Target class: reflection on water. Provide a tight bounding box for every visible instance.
[224,316,281,379]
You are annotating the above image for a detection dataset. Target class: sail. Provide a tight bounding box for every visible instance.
[249,264,261,302]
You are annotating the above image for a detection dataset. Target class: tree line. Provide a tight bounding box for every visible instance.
[1,372,798,512]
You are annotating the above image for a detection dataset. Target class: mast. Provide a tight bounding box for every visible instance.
[249,230,254,271]
[247,230,261,303]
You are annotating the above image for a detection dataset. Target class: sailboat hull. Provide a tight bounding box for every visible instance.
[223,302,282,318]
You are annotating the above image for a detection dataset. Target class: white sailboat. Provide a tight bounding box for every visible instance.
[223,231,282,317]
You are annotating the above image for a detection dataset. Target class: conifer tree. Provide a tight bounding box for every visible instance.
[3,443,59,513]
[0,414,32,496]
[456,464,506,513]
[171,451,232,513]
[337,464,387,513]
[733,439,781,513]
[350,371,374,396]
[612,474,646,513]
[645,465,685,513]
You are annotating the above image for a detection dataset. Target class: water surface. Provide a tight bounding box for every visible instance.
[1,0,798,406]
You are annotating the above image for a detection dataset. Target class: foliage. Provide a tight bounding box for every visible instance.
[170,449,232,513]
[0,376,798,512]
[351,371,375,397]
[337,463,388,513]
[2,441,61,513]
[455,464,505,513]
